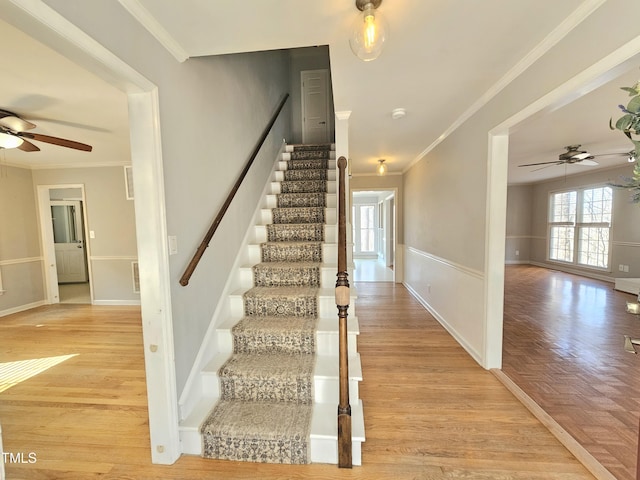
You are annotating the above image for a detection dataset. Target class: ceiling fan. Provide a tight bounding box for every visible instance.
[0,109,92,152]
[518,145,598,169]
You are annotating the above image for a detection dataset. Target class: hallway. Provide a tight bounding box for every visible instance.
[503,265,640,480]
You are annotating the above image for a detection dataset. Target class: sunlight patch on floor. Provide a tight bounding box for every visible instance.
[0,354,78,393]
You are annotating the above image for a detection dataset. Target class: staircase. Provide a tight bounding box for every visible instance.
[179,143,365,465]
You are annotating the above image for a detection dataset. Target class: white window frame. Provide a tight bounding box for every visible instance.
[547,185,613,271]
[352,203,378,257]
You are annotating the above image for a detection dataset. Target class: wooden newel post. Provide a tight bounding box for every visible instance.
[336,156,352,468]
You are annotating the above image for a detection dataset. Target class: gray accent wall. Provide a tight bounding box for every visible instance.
[42,0,292,394]
[505,184,533,264]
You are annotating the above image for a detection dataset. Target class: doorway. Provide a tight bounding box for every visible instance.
[301,69,331,144]
[352,189,396,282]
[37,185,92,305]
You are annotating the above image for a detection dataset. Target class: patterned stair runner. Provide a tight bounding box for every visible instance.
[200,144,333,464]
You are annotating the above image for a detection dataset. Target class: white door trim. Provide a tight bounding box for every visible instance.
[301,69,330,144]
[6,0,180,464]
[36,184,93,303]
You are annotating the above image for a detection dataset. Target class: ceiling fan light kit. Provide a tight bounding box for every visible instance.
[0,131,24,149]
[349,0,387,62]
[518,145,599,169]
[0,108,92,152]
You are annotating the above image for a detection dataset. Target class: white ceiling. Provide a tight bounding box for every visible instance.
[0,18,130,170]
[1,1,638,184]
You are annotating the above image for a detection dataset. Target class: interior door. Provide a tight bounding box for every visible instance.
[302,69,330,144]
[51,201,88,283]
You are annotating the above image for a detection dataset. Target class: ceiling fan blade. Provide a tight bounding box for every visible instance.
[518,160,564,167]
[0,114,36,132]
[19,132,92,152]
[17,138,40,152]
[577,159,598,166]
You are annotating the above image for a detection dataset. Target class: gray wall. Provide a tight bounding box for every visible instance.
[505,184,533,263]
[0,166,44,313]
[42,0,292,394]
[32,166,139,303]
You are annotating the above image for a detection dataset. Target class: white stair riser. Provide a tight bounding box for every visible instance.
[237,266,340,289]
[310,438,362,466]
[216,328,358,357]
[251,226,337,248]
[229,294,357,318]
[265,193,337,209]
[200,371,359,405]
[246,243,337,265]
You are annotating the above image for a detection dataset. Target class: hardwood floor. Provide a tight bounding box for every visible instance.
[503,265,640,480]
[0,284,595,479]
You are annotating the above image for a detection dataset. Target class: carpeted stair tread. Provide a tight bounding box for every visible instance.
[280,180,327,194]
[284,169,327,181]
[266,223,324,242]
[253,262,321,287]
[232,316,316,355]
[218,352,314,404]
[272,206,325,224]
[261,242,323,263]
[244,286,318,318]
[290,150,331,160]
[277,192,326,208]
[201,400,312,464]
[287,159,329,170]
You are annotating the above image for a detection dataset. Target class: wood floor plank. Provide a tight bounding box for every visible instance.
[503,265,640,480]
[0,286,595,479]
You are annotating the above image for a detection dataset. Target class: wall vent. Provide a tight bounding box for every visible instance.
[132,261,140,293]
[124,166,134,200]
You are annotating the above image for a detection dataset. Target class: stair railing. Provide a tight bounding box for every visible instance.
[335,156,352,468]
[179,94,289,287]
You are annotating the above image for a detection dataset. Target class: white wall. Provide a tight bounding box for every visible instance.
[403,0,640,368]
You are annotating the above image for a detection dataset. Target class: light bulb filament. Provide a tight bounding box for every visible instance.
[364,13,376,49]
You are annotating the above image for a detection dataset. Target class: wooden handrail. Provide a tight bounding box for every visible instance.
[179,94,289,286]
[335,156,352,468]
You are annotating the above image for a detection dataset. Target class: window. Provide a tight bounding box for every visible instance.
[548,186,612,269]
[352,204,377,256]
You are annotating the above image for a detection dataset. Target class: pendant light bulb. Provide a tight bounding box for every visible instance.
[350,1,388,62]
[377,159,387,176]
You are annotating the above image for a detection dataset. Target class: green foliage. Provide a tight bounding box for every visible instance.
[609,79,640,204]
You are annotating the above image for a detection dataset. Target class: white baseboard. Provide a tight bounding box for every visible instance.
[0,300,46,318]
[92,299,142,306]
